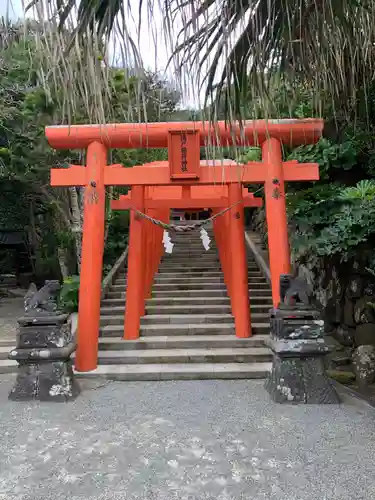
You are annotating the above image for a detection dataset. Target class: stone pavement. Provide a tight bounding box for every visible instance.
[0,377,375,500]
[0,296,24,341]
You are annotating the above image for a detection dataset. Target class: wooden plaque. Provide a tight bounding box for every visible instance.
[168,130,200,180]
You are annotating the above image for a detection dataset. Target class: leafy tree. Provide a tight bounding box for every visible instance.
[0,27,182,282]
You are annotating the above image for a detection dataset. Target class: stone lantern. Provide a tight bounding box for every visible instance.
[265,274,340,404]
[8,280,80,402]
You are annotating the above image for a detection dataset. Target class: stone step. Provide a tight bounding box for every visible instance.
[0,345,14,360]
[100,303,272,314]
[101,313,234,326]
[74,362,272,380]
[140,313,268,325]
[0,359,17,374]
[102,297,230,307]
[157,265,259,272]
[115,277,269,287]
[144,298,272,308]
[115,270,263,282]
[101,322,269,337]
[164,237,213,240]
[156,275,267,283]
[163,251,217,255]
[155,270,263,278]
[160,257,220,269]
[110,283,228,292]
[158,265,224,270]
[170,236,214,239]
[114,274,264,285]
[98,334,269,350]
[146,304,270,315]
[101,304,232,316]
[164,248,217,252]
[162,256,219,261]
[163,249,218,254]
[0,340,17,373]
[87,347,272,364]
[148,282,269,290]
[163,249,217,254]
[106,288,272,299]
[152,271,263,280]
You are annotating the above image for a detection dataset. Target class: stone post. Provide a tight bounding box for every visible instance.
[265,274,340,404]
[8,280,80,402]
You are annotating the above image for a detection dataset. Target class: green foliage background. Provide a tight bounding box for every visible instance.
[0,32,181,284]
[2,25,375,298]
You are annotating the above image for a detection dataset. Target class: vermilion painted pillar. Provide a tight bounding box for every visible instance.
[228,183,251,337]
[75,141,107,371]
[144,217,151,298]
[146,208,158,297]
[223,209,232,297]
[124,186,145,339]
[262,138,291,306]
[143,195,153,300]
[152,210,160,279]
[213,209,229,294]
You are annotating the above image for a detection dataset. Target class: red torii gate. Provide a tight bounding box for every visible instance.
[46,120,322,371]
[111,185,263,342]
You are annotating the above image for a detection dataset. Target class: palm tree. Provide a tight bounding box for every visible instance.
[25,0,375,124]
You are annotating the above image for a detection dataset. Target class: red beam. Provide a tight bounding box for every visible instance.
[46,119,323,150]
[111,195,262,210]
[51,166,86,186]
[51,162,319,187]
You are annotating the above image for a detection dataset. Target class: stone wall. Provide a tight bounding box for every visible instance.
[249,209,375,386]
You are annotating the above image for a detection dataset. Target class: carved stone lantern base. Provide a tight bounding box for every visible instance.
[265,338,340,404]
[9,360,80,402]
[265,275,340,404]
[8,280,80,402]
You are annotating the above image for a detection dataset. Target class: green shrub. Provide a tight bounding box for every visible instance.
[59,275,80,313]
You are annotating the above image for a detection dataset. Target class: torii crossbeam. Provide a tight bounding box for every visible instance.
[47,119,322,372]
[111,186,263,210]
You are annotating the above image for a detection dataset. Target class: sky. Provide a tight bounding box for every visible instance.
[1,0,22,20]
[1,0,214,108]
[2,0,169,70]
[0,0,231,108]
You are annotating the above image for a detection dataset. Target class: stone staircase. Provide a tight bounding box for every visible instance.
[77,225,273,380]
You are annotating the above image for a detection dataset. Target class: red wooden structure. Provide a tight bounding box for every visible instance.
[46,119,323,371]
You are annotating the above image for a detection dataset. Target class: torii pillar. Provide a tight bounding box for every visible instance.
[263,138,291,305]
[75,142,107,371]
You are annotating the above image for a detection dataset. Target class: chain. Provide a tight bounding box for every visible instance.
[131,186,264,233]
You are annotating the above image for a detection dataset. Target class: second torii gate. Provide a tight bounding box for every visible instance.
[47,119,322,371]
[111,185,263,344]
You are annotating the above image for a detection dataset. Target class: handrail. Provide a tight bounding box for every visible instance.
[101,245,129,300]
[244,232,271,284]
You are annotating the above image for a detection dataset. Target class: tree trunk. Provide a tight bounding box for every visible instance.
[57,246,70,280]
[28,199,39,274]
[104,186,113,244]
[69,187,83,273]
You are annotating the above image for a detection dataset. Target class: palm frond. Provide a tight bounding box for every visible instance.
[21,0,375,130]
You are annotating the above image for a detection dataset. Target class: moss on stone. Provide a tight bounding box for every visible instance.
[327,369,356,384]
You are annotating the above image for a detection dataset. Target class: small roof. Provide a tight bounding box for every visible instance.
[0,230,26,246]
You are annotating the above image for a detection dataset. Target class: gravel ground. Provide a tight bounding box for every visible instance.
[0,376,375,500]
